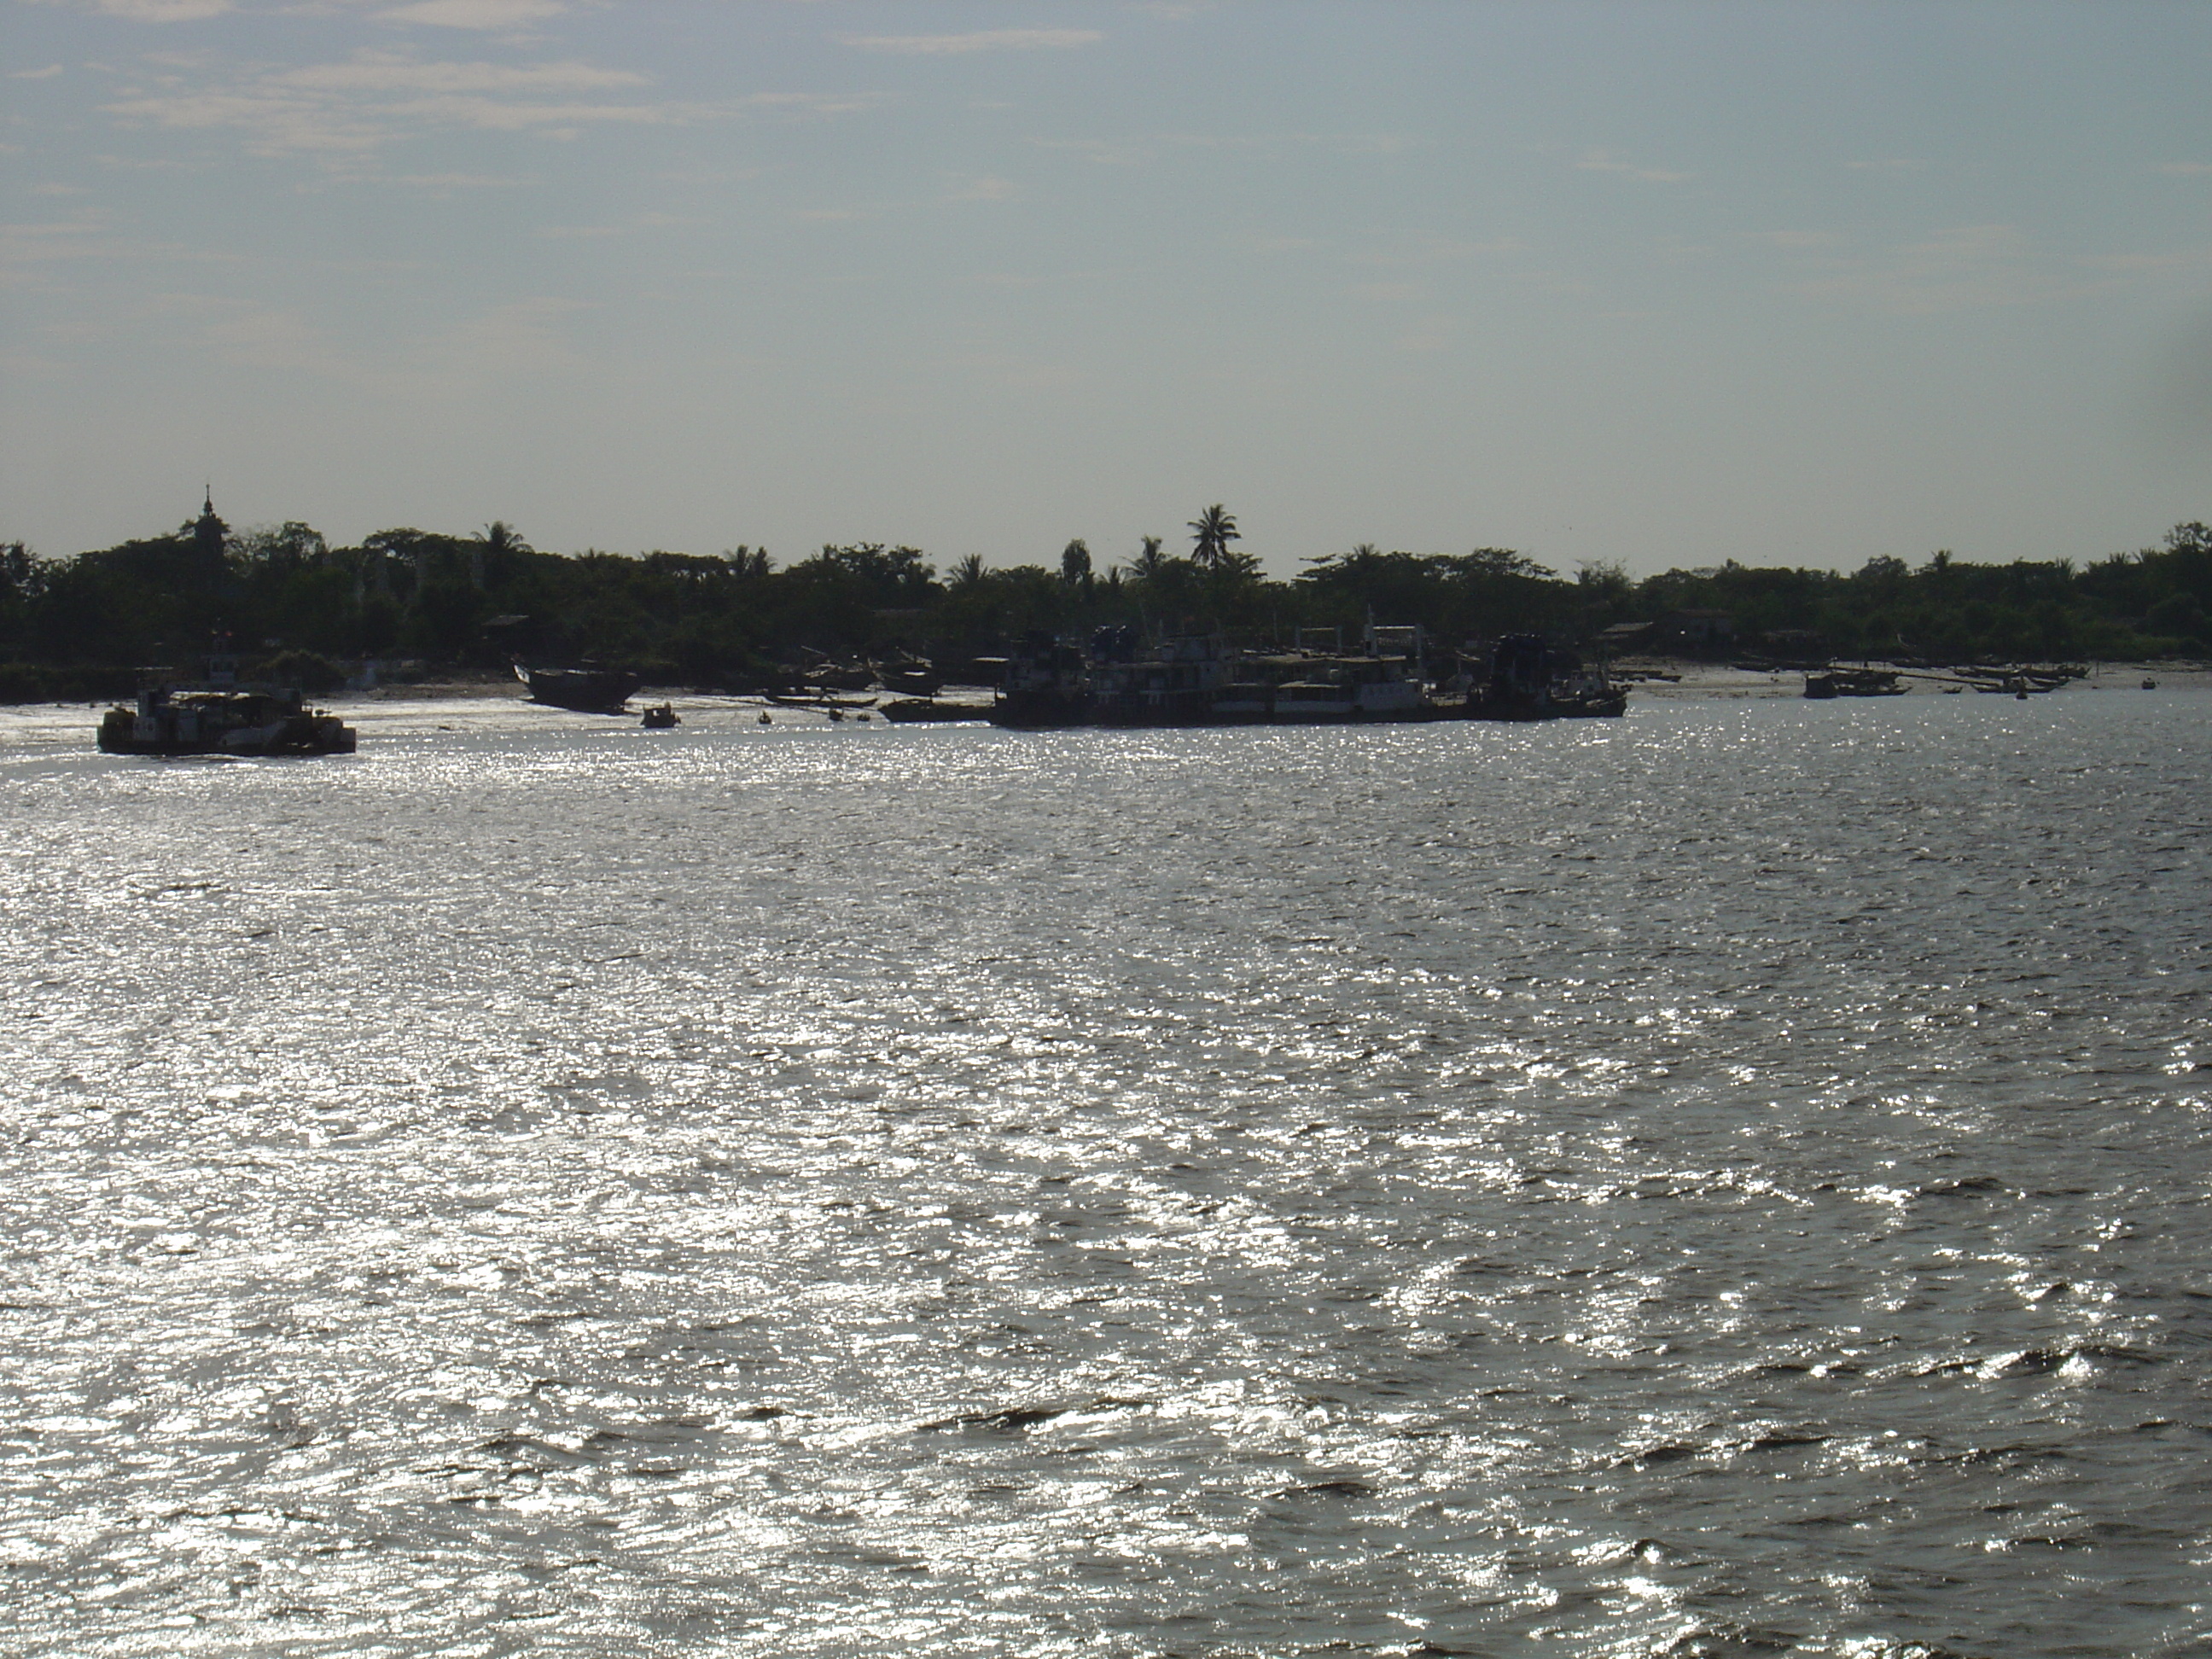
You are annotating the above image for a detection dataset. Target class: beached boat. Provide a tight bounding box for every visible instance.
[517,663,642,712]
[875,660,944,697]
[1804,668,1905,698]
[880,698,988,723]
[98,685,356,757]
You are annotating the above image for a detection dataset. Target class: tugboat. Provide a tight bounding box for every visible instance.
[98,684,356,757]
[516,662,642,712]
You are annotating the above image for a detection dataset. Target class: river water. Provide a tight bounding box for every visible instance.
[0,690,2206,1658]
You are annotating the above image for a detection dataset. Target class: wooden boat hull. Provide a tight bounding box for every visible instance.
[517,664,642,711]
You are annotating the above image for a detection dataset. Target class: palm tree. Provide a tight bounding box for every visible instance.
[1189,504,1238,571]
[471,520,530,590]
[1132,535,1166,581]
[950,552,987,591]
[478,520,531,557]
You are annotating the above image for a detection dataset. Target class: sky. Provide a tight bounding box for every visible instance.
[3,0,2209,579]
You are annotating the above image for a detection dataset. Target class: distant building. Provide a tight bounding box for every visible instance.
[1593,609,1736,659]
[1661,609,1735,651]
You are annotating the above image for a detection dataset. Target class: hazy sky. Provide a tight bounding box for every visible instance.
[3,1,2209,578]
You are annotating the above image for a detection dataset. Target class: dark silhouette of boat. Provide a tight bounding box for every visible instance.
[98,685,355,756]
[989,635,1093,728]
[1469,635,1626,719]
[766,691,876,711]
[640,702,679,728]
[516,662,641,711]
[1805,667,1905,698]
[875,659,944,697]
[881,698,988,723]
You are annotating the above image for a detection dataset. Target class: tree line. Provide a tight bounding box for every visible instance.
[1,502,2205,700]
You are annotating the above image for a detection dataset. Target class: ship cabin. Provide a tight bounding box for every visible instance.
[1090,634,1230,725]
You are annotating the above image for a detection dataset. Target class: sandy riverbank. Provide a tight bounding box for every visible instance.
[1609,657,2212,697]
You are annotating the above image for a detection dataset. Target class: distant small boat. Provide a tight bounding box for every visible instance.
[517,663,641,712]
[766,691,876,711]
[641,702,679,728]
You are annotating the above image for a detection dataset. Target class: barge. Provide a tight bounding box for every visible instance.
[98,684,356,757]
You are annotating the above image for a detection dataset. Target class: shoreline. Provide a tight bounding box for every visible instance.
[2,658,2205,721]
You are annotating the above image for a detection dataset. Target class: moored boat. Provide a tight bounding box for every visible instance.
[1469,635,1625,719]
[98,685,356,757]
[989,636,1092,728]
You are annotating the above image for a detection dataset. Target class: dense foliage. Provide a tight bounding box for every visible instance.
[1,506,2205,697]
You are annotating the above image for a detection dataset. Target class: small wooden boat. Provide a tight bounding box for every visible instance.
[766,692,877,711]
[641,702,679,728]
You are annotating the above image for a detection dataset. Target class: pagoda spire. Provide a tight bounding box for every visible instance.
[190,485,229,571]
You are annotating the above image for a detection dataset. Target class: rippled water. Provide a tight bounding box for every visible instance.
[1,691,2207,1658]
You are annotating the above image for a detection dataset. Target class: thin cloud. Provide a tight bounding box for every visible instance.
[1784,224,2082,314]
[0,212,228,271]
[2078,247,2212,275]
[373,0,570,28]
[946,175,1017,201]
[2159,162,2212,177]
[12,66,67,79]
[49,0,233,18]
[840,28,1102,55]
[381,171,527,189]
[1744,230,1842,249]
[1575,148,1690,184]
[191,294,587,394]
[97,50,864,161]
[1031,131,1416,166]
[274,55,645,94]
[536,210,701,239]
